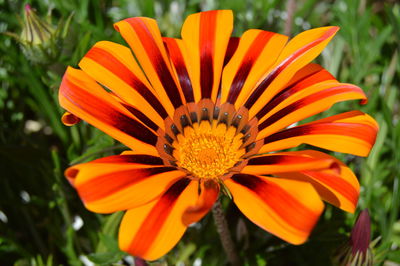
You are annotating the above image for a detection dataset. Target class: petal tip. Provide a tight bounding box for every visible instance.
[65,167,79,185]
[325,26,340,36]
[61,112,81,126]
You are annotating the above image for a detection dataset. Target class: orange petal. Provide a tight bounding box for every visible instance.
[104,90,161,132]
[59,67,159,155]
[241,150,337,175]
[182,179,219,226]
[225,174,324,244]
[78,41,168,128]
[258,111,378,156]
[278,150,360,213]
[254,64,336,122]
[61,111,80,126]
[243,27,339,117]
[119,178,199,261]
[114,17,185,116]
[284,63,327,88]
[163,37,195,103]
[66,154,185,213]
[256,81,367,139]
[223,37,240,67]
[221,29,288,106]
[181,10,233,102]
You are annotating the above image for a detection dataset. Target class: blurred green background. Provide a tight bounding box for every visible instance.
[0,0,399,265]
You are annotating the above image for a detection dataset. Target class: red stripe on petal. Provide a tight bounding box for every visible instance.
[302,170,358,208]
[78,167,177,202]
[244,28,338,109]
[125,18,184,108]
[258,85,365,131]
[227,31,274,104]
[91,154,164,165]
[127,178,191,255]
[121,103,160,131]
[61,77,158,146]
[199,11,217,99]
[265,122,376,144]
[85,47,169,119]
[248,154,324,166]
[231,174,318,233]
[223,37,240,66]
[163,38,194,102]
[255,68,335,120]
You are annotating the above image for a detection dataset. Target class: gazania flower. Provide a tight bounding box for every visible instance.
[59,10,378,260]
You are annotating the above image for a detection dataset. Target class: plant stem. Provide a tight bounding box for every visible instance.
[284,0,296,36]
[212,200,241,266]
[51,148,81,265]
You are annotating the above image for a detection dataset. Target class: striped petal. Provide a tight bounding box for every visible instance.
[59,67,159,155]
[223,37,240,67]
[225,174,324,244]
[243,26,339,117]
[65,154,185,213]
[256,80,367,139]
[119,178,213,261]
[61,111,80,126]
[114,17,185,116]
[181,10,233,102]
[163,37,195,103]
[221,29,288,107]
[278,150,360,213]
[106,90,161,132]
[258,111,378,156]
[241,150,338,175]
[254,63,336,122]
[182,180,219,225]
[78,41,168,128]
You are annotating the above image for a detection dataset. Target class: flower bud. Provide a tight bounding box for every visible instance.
[6,4,73,64]
[20,4,55,45]
[333,209,373,265]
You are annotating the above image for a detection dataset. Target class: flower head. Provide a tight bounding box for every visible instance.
[59,10,378,260]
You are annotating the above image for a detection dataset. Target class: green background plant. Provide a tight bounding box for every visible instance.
[0,0,399,265]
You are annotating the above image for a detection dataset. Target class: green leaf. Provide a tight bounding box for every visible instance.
[87,251,124,265]
[96,212,124,253]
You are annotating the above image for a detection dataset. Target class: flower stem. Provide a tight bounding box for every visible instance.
[284,0,297,36]
[212,200,241,266]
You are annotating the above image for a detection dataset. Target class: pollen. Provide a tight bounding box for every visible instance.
[174,122,245,179]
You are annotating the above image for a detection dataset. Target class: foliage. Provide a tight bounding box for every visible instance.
[0,0,399,265]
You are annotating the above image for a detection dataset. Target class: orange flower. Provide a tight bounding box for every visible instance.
[59,10,378,260]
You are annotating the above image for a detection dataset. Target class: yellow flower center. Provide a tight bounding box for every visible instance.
[156,100,260,180]
[174,122,245,179]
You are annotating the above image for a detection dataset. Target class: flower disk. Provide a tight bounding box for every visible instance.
[157,101,259,180]
[175,126,243,180]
